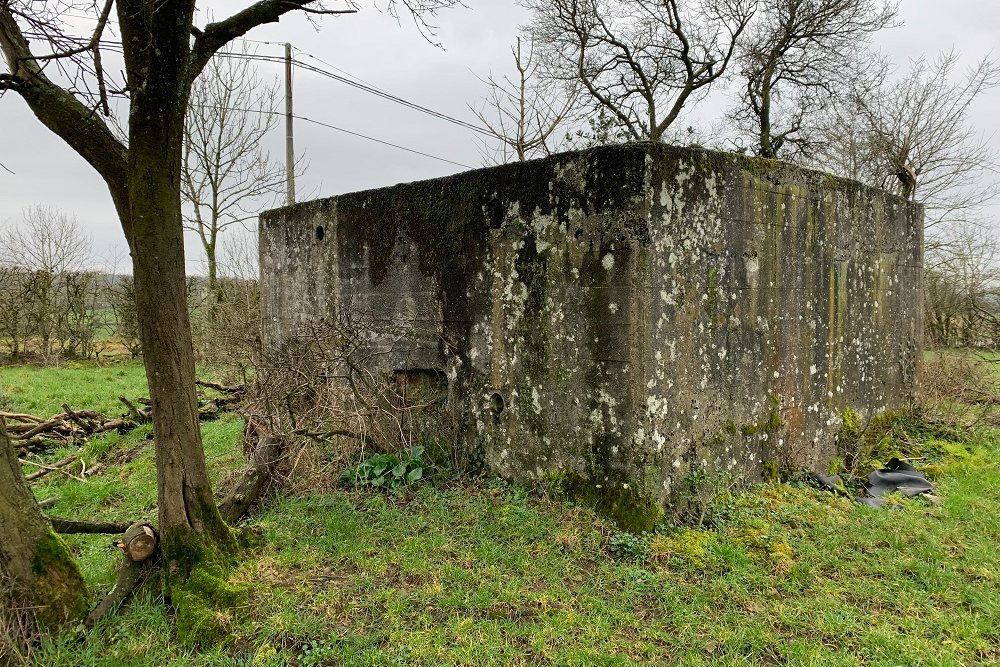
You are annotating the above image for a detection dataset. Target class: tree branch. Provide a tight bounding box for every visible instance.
[49,517,131,534]
[0,2,129,228]
[189,0,356,80]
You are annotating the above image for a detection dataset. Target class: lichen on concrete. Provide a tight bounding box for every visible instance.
[260,142,923,529]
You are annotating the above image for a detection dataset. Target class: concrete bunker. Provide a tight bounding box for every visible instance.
[260,142,923,529]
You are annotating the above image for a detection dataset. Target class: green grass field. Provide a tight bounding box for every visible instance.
[3,360,1000,666]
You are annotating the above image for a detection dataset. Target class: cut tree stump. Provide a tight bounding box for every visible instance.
[117,522,158,561]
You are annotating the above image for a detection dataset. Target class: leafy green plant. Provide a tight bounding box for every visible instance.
[340,446,425,491]
[299,638,340,667]
[676,468,739,528]
[607,531,650,561]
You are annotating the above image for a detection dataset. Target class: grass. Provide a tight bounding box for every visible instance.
[4,359,1000,666]
[0,361,149,416]
[0,361,245,593]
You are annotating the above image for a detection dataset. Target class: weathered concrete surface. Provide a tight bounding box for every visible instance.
[260,142,923,528]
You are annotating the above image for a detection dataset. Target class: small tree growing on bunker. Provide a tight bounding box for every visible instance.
[817,50,998,231]
[522,0,757,142]
[729,0,897,160]
[471,37,579,163]
[0,0,460,622]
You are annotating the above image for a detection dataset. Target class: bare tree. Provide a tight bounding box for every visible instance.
[59,269,104,358]
[182,45,293,297]
[192,227,263,380]
[106,273,142,359]
[471,37,578,163]
[729,0,897,159]
[817,51,999,230]
[0,264,30,361]
[0,0,460,615]
[924,222,1000,348]
[0,206,92,358]
[523,0,757,142]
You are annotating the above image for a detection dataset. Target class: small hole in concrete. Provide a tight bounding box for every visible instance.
[490,392,505,424]
[316,225,325,241]
[574,227,584,240]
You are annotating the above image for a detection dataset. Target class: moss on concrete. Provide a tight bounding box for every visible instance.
[740,395,785,437]
[545,470,663,533]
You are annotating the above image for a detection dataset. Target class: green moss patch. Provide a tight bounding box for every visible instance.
[31,530,89,628]
[545,470,663,532]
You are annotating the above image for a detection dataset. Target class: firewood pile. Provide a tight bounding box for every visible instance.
[2,405,132,454]
[4,381,246,484]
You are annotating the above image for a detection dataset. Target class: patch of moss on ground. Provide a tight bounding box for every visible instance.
[172,559,250,648]
[545,469,663,532]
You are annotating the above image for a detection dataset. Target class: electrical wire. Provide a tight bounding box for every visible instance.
[191,104,475,169]
[13,32,484,168]
[214,48,491,136]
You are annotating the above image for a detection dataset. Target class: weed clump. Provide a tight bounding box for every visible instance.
[340,446,426,491]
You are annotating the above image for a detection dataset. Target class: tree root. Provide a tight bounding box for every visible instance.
[85,522,159,627]
[219,434,286,523]
[85,557,155,628]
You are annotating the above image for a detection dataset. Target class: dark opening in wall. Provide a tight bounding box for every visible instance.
[485,196,505,229]
[392,368,448,411]
[489,392,505,424]
[316,225,325,241]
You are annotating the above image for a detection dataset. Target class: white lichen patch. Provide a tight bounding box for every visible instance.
[531,387,542,415]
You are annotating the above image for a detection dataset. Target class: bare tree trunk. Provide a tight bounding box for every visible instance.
[206,251,218,299]
[0,420,88,630]
[127,105,236,585]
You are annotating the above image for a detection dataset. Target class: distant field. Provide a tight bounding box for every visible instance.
[4,359,1000,666]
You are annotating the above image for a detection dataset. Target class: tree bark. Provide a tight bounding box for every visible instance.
[125,90,237,583]
[206,251,218,300]
[0,420,88,629]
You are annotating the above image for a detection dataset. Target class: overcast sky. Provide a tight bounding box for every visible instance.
[1,0,997,272]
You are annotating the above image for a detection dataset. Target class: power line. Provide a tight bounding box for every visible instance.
[192,104,475,169]
[295,114,476,169]
[16,33,489,138]
[12,34,481,169]
[215,49,491,137]
[291,46,377,88]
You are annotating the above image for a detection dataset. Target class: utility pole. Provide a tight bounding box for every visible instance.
[284,42,296,206]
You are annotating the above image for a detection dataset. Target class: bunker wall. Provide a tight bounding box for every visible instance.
[260,143,923,528]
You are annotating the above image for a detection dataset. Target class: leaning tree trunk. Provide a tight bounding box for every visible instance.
[0,420,88,630]
[123,27,236,586]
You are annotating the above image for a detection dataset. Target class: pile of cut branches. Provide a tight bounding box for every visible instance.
[119,381,245,423]
[5,380,246,453]
[5,379,247,486]
[3,405,133,454]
